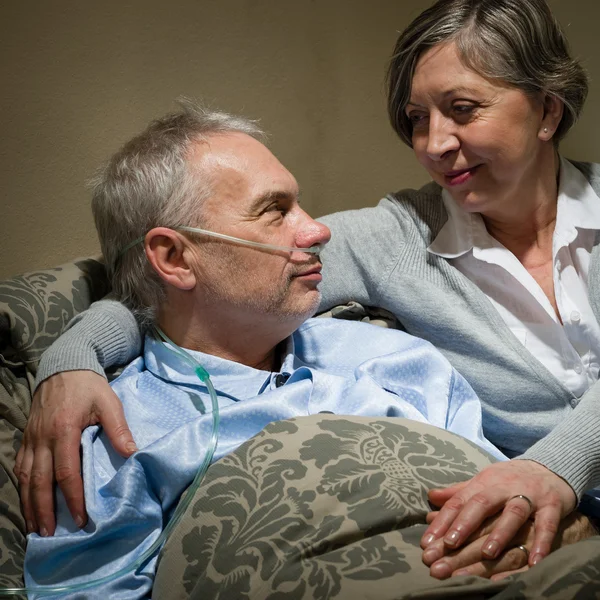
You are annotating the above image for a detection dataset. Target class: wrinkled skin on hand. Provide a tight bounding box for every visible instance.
[14,371,137,536]
[420,459,578,570]
[422,510,596,580]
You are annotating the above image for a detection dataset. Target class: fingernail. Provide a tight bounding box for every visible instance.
[430,560,452,579]
[126,442,138,454]
[27,521,34,533]
[40,527,49,537]
[444,530,460,547]
[75,515,85,528]
[422,533,436,547]
[423,547,442,564]
[483,540,500,558]
[531,553,543,566]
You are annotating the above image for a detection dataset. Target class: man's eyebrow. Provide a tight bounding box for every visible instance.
[249,189,300,211]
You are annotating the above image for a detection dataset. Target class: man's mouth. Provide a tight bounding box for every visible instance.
[294,264,323,281]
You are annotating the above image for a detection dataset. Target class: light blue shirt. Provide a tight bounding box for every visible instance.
[24,318,504,599]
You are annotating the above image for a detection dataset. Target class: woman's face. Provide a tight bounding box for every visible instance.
[406,42,551,216]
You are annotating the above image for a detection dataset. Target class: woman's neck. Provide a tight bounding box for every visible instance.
[482,150,560,257]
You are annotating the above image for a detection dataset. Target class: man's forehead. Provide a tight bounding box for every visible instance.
[189,132,269,170]
[188,132,298,206]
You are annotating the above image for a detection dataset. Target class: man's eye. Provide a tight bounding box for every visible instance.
[265,203,287,216]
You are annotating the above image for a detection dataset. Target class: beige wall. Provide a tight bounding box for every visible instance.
[1,0,599,279]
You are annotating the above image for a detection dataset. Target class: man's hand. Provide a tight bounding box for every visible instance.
[14,371,137,536]
[420,460,577,567]
[422,510,596,580]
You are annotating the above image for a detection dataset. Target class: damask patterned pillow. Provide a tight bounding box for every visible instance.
[0,258,110,375]
[317,301,402,329]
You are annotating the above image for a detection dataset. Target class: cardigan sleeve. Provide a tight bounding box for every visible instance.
[34,299,143,392]
[518,379,600,498]
[317,196,421,313]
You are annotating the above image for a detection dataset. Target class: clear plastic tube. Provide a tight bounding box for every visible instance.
[176,225,324,254]
[119,225,324,257]
[0,326,220,598]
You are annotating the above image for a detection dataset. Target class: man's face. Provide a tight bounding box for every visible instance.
[185,132,331,327]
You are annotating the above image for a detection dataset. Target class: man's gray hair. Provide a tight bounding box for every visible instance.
[387,0,588,147]
[90,99,265,327]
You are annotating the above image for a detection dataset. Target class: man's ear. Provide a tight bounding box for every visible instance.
[145,227,197,290]
[538,94,564,141]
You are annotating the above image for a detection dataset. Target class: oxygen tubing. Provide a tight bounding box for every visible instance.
[0,326,220,597]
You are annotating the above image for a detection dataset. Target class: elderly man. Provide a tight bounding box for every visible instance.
[22,103,505,598]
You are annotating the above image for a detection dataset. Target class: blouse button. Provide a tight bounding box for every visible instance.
[571,310,581,323]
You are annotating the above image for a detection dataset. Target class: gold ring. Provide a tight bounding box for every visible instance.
[514,544,530,561]
[509,494,534,512]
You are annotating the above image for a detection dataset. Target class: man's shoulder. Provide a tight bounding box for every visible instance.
[295,317,430,356]
[108,355,146,394]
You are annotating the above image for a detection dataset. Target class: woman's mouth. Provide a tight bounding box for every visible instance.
[444,165,481,186]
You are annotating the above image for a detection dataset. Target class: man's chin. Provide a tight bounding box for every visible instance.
[282,290,322,323]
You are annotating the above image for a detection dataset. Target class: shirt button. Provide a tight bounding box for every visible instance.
[274,373,290,387]
[574,364,583,374]
[555,259,562,270]
[570,399,578,408]
[571,310,581,323]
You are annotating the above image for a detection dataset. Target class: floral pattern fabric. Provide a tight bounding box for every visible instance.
[0,258,109,589]
[154,414,600,600]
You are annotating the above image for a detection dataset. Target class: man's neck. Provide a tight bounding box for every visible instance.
[156,298,299,371]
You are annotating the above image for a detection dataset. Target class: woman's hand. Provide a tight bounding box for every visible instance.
[422,510,596,580]
[14,371,137,536]
[420,460,577,567]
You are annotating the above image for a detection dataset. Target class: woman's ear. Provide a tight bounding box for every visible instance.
[145,227,197,290]
[539,94,564,141]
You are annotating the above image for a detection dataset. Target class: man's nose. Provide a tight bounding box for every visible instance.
[426,113,459,161]
[296,211,331,250]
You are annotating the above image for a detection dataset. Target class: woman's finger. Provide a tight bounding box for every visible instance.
[420,480,486,548]
[529,503,563,565]
[30,445,56,536]
[53,424,86,528]
[480,494,534,559]
[441,487,509,549]
[16,446,37,534]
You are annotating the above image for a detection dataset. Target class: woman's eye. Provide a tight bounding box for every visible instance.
[408,113,428,126]
[453,104,478,116]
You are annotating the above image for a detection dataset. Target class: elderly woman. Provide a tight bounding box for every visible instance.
[16,0,600,581]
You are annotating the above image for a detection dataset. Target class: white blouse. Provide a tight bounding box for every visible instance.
[428,157,600,398]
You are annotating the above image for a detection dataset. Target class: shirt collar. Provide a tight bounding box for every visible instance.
[555,156,600,236]
[427,156,600,258]
[143,333,297,400]
[427,189,479,258]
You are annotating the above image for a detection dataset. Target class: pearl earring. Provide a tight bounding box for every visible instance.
[543,127,549,133]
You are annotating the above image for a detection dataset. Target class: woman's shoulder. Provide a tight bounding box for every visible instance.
[569,160,600,194]
[318,180,446,239]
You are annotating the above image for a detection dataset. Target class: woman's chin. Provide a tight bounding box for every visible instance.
[447,189,489,214]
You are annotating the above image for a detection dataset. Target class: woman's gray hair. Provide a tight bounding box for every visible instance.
[90,99,265,327]
[387,0,588,147]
